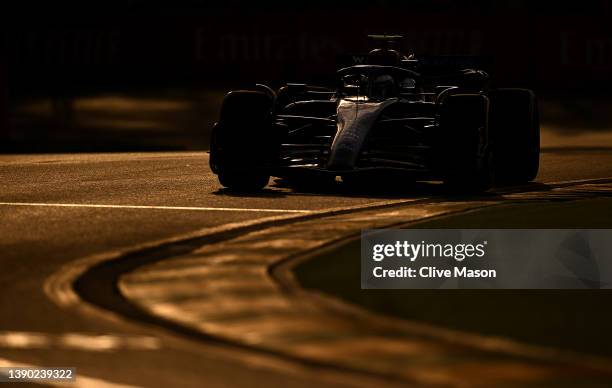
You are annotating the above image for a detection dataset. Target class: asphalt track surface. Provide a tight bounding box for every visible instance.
[1,134,612,387]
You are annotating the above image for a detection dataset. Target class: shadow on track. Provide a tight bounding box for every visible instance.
[213,177,554,202]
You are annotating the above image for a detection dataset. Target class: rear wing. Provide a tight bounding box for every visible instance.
[337,54,494,73]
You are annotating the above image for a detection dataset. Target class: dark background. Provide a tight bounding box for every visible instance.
[1,0,611,151]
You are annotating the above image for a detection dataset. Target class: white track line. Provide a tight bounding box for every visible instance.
[0,357,140,387]
[0,202,312,214]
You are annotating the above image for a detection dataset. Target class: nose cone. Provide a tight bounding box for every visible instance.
[327,99,396,170]
[326,147,355,170]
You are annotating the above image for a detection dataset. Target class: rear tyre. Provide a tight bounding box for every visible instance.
[488,89,540,184]
[438,94,493,193]
[210,90,276,191]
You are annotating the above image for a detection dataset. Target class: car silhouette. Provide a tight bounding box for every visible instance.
[210,35,539,192]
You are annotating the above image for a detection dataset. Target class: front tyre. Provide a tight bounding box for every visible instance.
[437,93,493,193]
[210,90,277,191]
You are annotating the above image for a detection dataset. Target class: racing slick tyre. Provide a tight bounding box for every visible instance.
[438,94,494,193]
[210,90,278,191]
[488,89,540,184]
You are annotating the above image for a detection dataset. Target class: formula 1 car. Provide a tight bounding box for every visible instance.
[210,35,540,192]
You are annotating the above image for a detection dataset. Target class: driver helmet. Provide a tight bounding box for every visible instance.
[371,75,395,99]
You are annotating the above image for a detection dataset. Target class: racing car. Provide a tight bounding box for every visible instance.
[209,35,540,193]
